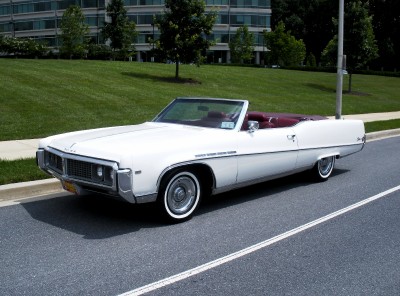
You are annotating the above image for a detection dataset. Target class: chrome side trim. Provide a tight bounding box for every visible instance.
[36,149,47,171]
[135,193,158,204]
[361,134,366,150]
[156,161,216,192]
[212,168,306,196]
[117,169,136,203]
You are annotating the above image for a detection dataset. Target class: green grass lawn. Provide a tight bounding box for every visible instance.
[0,158,49,185]
[1,59,399,141]
[0,59,399,185]
[364,119,400,133]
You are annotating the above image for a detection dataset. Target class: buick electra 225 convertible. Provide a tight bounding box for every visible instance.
[37,97,365,222]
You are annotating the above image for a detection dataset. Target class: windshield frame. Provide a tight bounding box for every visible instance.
[153,97,249,131]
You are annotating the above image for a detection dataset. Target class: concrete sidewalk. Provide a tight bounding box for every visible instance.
[327,111,400,122]
[0,139,39,160]
[1,111,400,161]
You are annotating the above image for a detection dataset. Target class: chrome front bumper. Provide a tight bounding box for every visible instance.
[36,148,137,203]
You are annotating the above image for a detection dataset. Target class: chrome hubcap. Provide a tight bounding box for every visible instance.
[167,176,197,215]
[319,157,334,176]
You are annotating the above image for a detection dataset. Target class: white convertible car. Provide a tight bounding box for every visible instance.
[37,97,365,221]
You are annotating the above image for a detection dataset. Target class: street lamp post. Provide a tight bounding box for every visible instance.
[335,0,344,119]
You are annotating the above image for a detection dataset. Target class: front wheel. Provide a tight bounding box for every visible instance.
[312,156,336,181]
[159,171,201,222]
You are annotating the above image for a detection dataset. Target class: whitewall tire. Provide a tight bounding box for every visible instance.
[313,156,335,181]
[159,171,201,222]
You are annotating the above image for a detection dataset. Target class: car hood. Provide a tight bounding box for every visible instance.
[41,122,235,163]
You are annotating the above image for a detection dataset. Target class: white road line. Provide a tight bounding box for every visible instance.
[119,184,400,296]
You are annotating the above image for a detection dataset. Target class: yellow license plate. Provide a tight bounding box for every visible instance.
[62,181,78,194]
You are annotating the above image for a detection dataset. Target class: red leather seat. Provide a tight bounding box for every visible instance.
[247,112,275,129]
[274,117,299,127]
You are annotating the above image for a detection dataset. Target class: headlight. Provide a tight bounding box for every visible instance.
[96,165,103,178]
[105,166,114,183]
[91,164,114,185]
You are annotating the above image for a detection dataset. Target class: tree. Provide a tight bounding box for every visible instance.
[305,52,317,67]
[229,25,254,64]
[87,43,112,60]
[272,0,396,71]
[102,0,137,60]
[154,0,217,79]
[369,0,400,70]
[321,0,378,92]
[60,5,89,59]
[264,21,306,66]
[0,36,47,57]
[271,0,337,65]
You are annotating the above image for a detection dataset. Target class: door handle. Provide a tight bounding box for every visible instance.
[287,134,296,142]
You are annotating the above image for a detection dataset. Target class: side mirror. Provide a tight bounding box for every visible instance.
[247,120,259,133]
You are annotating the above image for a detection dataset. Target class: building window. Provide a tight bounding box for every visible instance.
[12,18,57,31]
[128,15,138,23]
[33,2,52,12]
[230,13,270,28]
[0,22,12,32]
[14,21,34,31]
[138,0,164,6]
[86,16,98,26]
[33,19,55,30]
[13,3,32,14]
[11,1,59,14]
[206,31,229,43]
[137,14,154,24]
[230,0,270,8]
[57,0,79,10]
[82,0,99,8]
[124,0,138,6]
[215,13,228,24]
[205,0,229,5]
[0,5,11,16]
[256,32,265,46]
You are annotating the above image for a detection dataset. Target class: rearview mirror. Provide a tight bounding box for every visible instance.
[248,120,259,133]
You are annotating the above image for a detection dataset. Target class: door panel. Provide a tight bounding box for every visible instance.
[236,128,299,183]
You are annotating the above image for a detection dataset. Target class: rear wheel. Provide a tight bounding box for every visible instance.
[159,171,201,222]
[312,156,335,181]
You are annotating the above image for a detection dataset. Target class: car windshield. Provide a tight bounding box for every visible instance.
[153,98,245,130]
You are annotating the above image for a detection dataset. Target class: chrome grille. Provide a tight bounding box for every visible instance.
[43,149,115,188]
[46,151,63,174]
[67,159,92,181]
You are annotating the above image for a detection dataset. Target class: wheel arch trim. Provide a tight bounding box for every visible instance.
[157,162,216,196]
[316,153,340,162]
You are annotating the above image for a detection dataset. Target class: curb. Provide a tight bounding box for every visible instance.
[1,129,399,203]
[365,128,400,141]
[0,178,63,202]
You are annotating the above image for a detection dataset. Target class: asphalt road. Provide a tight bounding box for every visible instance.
[1,136,399,296]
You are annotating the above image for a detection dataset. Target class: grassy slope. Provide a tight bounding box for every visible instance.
[1,59,399,141]
[0,59,399,185]
[0,159,49,185]
[364,119,400,133]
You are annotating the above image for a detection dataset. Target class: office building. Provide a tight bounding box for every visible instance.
[0,0,271,63]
